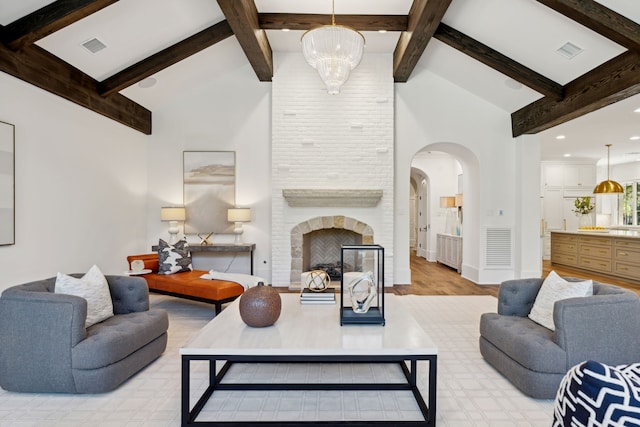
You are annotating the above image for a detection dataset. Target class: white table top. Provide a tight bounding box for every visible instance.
[181,294,437,357]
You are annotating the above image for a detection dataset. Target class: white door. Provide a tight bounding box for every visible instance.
[417,179,429,259]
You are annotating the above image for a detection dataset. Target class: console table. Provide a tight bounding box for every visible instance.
[436,234,462,273]
[181,294,437,426]
[152,243,255,274]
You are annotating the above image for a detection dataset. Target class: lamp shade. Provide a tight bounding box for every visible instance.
[228,208,251,223]
[593,180,624,194]
[160,207,185,221]
[593,144,624,194]
[440,196,455,208]
[455,194,464,207]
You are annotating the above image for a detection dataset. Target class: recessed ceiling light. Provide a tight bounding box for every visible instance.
[563,153,571,157]
[281,28,290,32]
[631,136,640,141]
[556,135,566,140]
[378,30,387,34]
[556,41,583,59]
[635,108,640,113]
[81,37,106,54]
[138,77,157,88]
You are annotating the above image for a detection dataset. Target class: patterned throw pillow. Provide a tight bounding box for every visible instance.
[554,360,640,427]
[158,238,193,274]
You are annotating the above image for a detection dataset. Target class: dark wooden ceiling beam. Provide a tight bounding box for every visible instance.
[511,51,640,136]
[434,23,564,100]
[217,0,272,81]
[2,0,119,50]
[258,13,408,31]
[0,43,151,134]
[99,20,233,96]
[536,0,640,52]
[393,0,452,83]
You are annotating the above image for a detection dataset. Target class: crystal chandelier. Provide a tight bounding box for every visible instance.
[301,0,365,95]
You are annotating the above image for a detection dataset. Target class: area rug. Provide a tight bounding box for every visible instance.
[0,295,554,426]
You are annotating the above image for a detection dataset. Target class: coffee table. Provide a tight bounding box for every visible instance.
[181,294,437,426]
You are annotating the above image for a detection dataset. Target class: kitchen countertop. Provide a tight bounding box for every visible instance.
[551,229,640,239]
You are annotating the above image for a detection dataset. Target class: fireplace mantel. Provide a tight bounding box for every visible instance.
[282,189,383,208]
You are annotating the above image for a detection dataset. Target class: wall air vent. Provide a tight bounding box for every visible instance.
[81,38,107,54]
[484,227,513,268]
[556,42,583,59]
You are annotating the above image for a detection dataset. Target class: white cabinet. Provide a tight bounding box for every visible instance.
[436,234,462,273]
[542,164,564,187]
[543,188,564,231]
[540,162,596,259]
[563,164,596,188]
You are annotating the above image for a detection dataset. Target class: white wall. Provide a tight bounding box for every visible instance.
[0,73,148,290]
[395,69,542,284]
[270,53,395,287]
[146,63,272,278]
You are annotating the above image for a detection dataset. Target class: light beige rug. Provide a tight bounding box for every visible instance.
[0,295,554,426]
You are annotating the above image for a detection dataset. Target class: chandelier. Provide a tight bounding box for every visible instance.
[301,0,365,95]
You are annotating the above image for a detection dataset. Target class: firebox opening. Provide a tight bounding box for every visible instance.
[303,228,362,281]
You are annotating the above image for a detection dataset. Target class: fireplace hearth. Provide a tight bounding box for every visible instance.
[289,215,374,285]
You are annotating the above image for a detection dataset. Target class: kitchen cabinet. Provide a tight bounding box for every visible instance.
[541,162,596,259]
[551,231,640,282]
[563,164,596,188]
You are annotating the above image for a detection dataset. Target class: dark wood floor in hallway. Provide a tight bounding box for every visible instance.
[396,250,640,297]
[394,251,498,297]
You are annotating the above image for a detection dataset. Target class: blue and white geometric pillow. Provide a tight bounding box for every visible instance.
[158,238,193,275]
[554,360,640,426]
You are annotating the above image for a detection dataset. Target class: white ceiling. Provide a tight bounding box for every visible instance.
[1,0,639,165]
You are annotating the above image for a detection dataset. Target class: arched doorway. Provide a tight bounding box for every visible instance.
[409,143,480,278]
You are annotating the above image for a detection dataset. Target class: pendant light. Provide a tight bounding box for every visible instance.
[593,144,624,194]
[301,0,365,95]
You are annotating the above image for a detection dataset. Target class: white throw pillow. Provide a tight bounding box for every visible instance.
[528,271,593,331]
[55,265,114,328]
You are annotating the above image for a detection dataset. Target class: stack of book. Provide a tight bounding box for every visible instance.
[300,288,336,304]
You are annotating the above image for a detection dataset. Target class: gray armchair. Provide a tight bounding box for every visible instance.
[479,277,640,399]
[0,275,168,393]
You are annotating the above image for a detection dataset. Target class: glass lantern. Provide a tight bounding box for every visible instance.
[340,245,385,326]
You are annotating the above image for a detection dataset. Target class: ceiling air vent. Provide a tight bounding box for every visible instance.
[556,42,583,59]
[81,38,107,54]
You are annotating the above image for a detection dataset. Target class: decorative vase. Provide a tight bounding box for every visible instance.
[347,272,377,314]
[238,282,281,327]
[579,213,594,229]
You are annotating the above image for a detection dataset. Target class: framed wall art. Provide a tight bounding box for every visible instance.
[183,151,235,235]
[0,121,15,246]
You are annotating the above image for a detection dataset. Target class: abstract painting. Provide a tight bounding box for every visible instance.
[183,151,235,234]
[0,121,14,246]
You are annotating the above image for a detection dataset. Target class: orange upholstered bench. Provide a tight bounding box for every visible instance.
[126,254,244,314]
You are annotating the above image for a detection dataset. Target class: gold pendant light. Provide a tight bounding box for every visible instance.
[593,144,624,194]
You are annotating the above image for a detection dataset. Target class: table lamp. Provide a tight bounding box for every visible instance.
[160,207,186,244]
[228,208,251,244]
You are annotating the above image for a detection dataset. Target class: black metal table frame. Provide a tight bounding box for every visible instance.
[181,354,437,427]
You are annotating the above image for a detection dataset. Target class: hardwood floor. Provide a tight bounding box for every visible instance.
[392,251,499,297]
[394,250,640,297]
[286,250,640,297]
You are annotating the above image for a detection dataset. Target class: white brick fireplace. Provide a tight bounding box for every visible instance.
[271,53,394,287]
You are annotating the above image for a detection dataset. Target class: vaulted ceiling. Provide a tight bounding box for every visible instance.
[1,0,639,164]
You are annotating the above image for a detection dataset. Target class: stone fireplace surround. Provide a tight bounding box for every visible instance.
[290,215,373,285]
